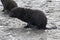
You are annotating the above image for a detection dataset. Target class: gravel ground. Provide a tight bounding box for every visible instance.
[0,0,60,40]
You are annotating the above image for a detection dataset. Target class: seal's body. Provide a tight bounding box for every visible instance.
[9,7,47,30]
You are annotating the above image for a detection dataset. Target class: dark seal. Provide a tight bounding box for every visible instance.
[9,7,47,30]
[1,0,18,12]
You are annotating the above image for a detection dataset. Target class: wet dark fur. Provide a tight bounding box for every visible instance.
[9,7,47,30]
[1,0,18,11]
